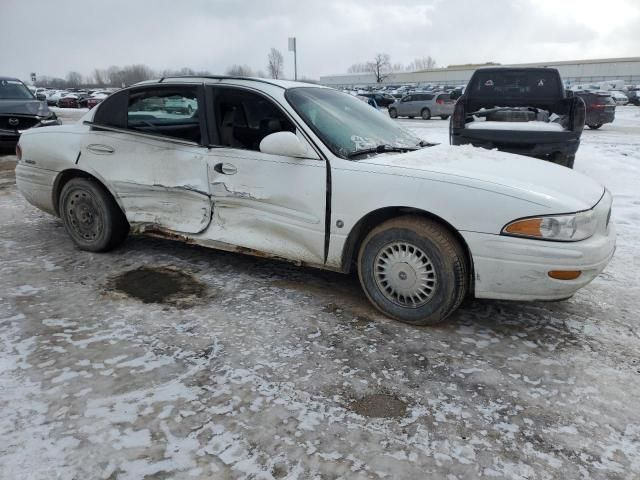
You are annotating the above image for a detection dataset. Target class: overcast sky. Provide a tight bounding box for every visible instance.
[1,0,639,82]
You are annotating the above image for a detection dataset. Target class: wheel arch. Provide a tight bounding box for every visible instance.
[340,206,474,286]
[52,168,125,217]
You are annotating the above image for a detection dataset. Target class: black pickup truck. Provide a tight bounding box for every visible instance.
[450,68,585,168]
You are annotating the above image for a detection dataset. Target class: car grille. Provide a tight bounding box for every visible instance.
[0,115,40,131]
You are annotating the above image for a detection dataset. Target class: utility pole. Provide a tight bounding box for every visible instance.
[288,37,297,81]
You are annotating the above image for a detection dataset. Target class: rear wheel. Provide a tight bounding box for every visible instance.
[357,216,468,326]
[587,123,602,130]
[59,178,129,252]
[388,108,397,119]
[421,108,431,120]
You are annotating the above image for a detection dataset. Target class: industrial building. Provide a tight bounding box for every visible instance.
[319,57,640,88]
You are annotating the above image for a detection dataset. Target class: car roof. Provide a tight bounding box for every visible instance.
[0,76,23,82]
[134,76,328,91]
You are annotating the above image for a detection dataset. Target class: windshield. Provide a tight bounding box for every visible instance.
[286,87,422,158]
[0,79,35,100]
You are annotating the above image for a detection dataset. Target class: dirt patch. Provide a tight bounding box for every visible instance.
[0,160,17,171]
[110,267,207,307]
[349,393,408,418]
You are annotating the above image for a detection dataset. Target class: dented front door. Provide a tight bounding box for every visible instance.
[203,148,327,265]
[80,131,212,234]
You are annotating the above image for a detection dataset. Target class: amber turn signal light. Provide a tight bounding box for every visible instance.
[548,270,582,280]
[504,218,542,237]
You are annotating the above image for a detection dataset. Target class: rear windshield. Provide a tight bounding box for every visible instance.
[437,94,452,102]
[468,70,562,100]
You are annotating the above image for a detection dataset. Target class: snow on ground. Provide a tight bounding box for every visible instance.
[0,107,639,479]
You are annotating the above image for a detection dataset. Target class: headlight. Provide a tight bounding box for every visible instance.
[502,209,598,242]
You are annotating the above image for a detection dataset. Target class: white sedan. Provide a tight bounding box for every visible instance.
[15,77,615,325]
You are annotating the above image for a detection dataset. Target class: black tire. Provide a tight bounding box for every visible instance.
[388,108,398,119]
[550,153,575,169]
[408,116,414,119]
[59,178,129,252]
[421,108,431,120]
[587,124,602,130]
[440,115,450,120]
[357,216,468,326]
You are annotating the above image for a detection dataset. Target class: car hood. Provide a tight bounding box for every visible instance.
[362,144,604,212]
[0,99,51,117]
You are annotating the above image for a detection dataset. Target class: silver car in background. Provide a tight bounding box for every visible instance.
[388,92,455,120]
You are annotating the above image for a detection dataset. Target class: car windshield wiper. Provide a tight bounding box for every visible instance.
[417,140,438,147]
[347,144,417,159]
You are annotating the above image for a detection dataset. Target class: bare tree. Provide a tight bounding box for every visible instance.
[366,53,392,83]
[226,64,254,76]
[66,71,83,88]
[407,56,437,71]
[267,48,284,79]
[347,63,368,74]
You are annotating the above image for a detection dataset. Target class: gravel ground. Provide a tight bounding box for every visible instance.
[1,107,639,480]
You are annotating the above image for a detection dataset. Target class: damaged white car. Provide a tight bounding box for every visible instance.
[15,77,615,325]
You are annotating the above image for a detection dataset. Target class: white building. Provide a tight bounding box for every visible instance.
[319,57,640,88]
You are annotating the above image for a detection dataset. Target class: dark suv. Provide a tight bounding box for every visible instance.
[0,76,61,150]
[570,91,616,129]
[450,68,585,168]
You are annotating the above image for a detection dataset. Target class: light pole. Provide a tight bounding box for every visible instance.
[288,37,297,81]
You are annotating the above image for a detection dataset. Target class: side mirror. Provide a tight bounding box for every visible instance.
[259,131,307,157]
[36,93,46,101]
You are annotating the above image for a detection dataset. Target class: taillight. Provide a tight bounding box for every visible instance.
[436,99,444,104]
[16,144,22,161]
[452,102,466,129]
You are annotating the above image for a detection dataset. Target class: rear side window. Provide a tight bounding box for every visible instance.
[127,87,201,143]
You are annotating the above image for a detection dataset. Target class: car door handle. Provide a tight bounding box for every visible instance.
[214,162,237,175]
[87,144,115,154]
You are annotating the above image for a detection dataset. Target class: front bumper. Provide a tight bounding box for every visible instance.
[462,193,615,301]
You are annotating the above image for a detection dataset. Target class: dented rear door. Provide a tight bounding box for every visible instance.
[81,132,212,234]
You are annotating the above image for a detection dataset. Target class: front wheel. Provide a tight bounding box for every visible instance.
[388,108,397,119]
[421,109,431,120]
[357,216,468,325]
[59,178,129,252]
[587,123,602,130]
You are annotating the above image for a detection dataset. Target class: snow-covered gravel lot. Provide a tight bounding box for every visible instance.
[1,107,639,479]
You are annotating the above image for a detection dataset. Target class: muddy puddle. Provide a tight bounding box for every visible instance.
[110,267,207,307]
[349,393,408,418]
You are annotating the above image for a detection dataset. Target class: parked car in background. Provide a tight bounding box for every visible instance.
[164,95,198,114]
[626,88,640,106]
[14,76,615,326]
[450,68,585,168]
[609,90,629,106]
[358,92,396,108]
[46,90,65,106]
[389,92,455,120]
[0,76,60,149]
[86,92,110,109]
[57,94,79,108]
[570,90,616,130]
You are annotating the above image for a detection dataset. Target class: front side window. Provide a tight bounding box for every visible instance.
[127,87,201,143]
[0,79,34,100]
[213,88,295,151]
[286,87,422,159]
